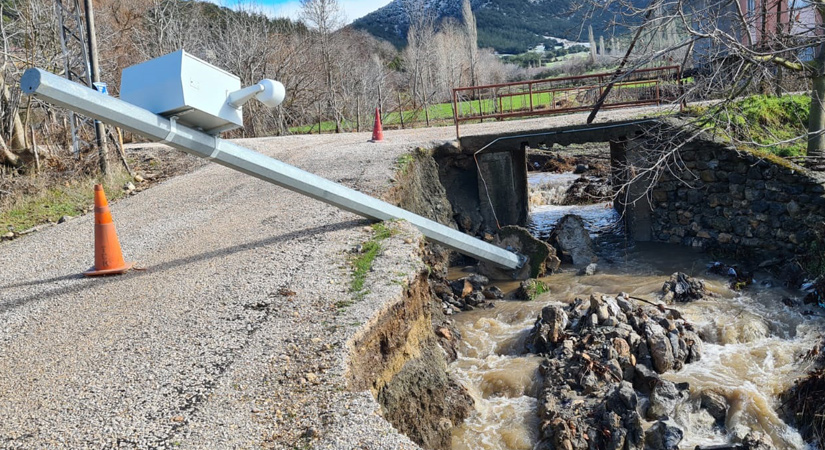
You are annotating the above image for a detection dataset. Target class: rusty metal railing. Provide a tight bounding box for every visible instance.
[451,65,683,138]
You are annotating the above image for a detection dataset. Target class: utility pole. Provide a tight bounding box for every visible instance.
[83,0,109,176]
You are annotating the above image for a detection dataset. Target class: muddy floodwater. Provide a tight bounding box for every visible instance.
[449,172,823,450]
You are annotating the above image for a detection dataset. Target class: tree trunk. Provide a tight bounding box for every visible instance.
[0,133,20,167]
[2,82,27,151]
[808,28,825,163]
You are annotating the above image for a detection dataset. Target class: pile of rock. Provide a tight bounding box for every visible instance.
[562,176,612,205]
[526,292,776,449]
[431,273,503,315]
[661,272,707,303]
[526,293,711,450]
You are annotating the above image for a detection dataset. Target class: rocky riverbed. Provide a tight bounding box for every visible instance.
[448,167,821,450]
[529,289,706,450]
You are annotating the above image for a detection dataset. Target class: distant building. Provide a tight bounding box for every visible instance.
[738,0,819,45]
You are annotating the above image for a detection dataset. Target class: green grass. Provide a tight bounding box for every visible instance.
[342,222,397,307]
[0,171,133,233]
[288,103,457,134]
[688,94,810,157]
[395,153,415,177]
[521,279,550,301]
[289,71,689,135]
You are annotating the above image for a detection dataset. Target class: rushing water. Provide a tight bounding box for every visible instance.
[449,172,823,450]
[528,172,580,207]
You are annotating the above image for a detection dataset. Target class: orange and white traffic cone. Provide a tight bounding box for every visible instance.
[84,184,134,276]
[371,107,384,142]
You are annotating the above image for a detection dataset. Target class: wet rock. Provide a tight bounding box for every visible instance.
[528,294,705,450]
[562,176,612,205]
[466,274,489,289]
[450,279,473,298]
[578,263,598,276]
[684,330,703,363]
[617,295,634,314]
[548,215,596,266]
[742,431,776,450]
[591,295,611,323]
[661,272,706,303]
[479,225,560,280]
[465,291,485,306]
[632,363,660,394]
[668,330,686,370]
[644,420,683,450]
[646,379,688,420]
[645,322,675,373]
[700,389,728,425]
[526,304,568,353]
[482,286,504,299]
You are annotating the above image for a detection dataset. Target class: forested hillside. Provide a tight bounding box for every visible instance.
[351,0,627,54]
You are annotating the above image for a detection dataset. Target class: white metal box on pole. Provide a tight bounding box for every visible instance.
[120,50,243,135]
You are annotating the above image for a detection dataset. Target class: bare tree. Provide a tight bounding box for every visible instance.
[135,0,206,59]
[589,0,825,164]
[301,0,345,132]
[461,0,479,87]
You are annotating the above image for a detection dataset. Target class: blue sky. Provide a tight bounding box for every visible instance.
[211,0,392,23]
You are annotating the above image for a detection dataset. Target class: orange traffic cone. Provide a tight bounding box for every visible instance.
[371,107,384,142]
[84,184,134,277]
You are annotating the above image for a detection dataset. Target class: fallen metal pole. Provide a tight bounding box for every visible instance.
[21,68,523,270]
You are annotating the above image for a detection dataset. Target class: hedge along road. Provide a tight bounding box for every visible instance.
[0,106,668,449]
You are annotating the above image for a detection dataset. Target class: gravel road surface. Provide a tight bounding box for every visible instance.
[0,107,670,449]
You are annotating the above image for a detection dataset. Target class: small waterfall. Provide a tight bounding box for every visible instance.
[526,171,622,241]
[528,172,580,207]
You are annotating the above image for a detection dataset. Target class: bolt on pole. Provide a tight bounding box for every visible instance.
[21,68,523,271]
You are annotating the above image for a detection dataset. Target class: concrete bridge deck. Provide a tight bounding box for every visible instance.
[0,106,670,449]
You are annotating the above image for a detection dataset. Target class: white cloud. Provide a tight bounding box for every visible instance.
[208,0,392,24]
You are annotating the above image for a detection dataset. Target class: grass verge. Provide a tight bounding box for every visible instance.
[338,222,397,309]
[1,170,133,233]
[686,94,809,157]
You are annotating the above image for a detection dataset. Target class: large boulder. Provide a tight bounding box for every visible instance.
[645,321,675,374]
[479,225,560,280]
[700,389,728,425]
[644,420,683,450]
[549,214,597,266]
[526,304,569,353]
[646,380,689,420]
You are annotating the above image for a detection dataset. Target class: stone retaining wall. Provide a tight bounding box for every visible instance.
[641,138,825,261]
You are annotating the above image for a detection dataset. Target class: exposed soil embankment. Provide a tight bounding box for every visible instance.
[348,272,472,449]
[348,147,475,450]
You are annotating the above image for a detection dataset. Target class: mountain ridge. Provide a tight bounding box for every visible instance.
[350,0,621,54]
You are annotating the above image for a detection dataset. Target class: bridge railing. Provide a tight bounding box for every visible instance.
[451,65,683,138]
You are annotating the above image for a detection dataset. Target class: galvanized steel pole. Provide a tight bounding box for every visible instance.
[82,0,109,176]
[21,68,523,270]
